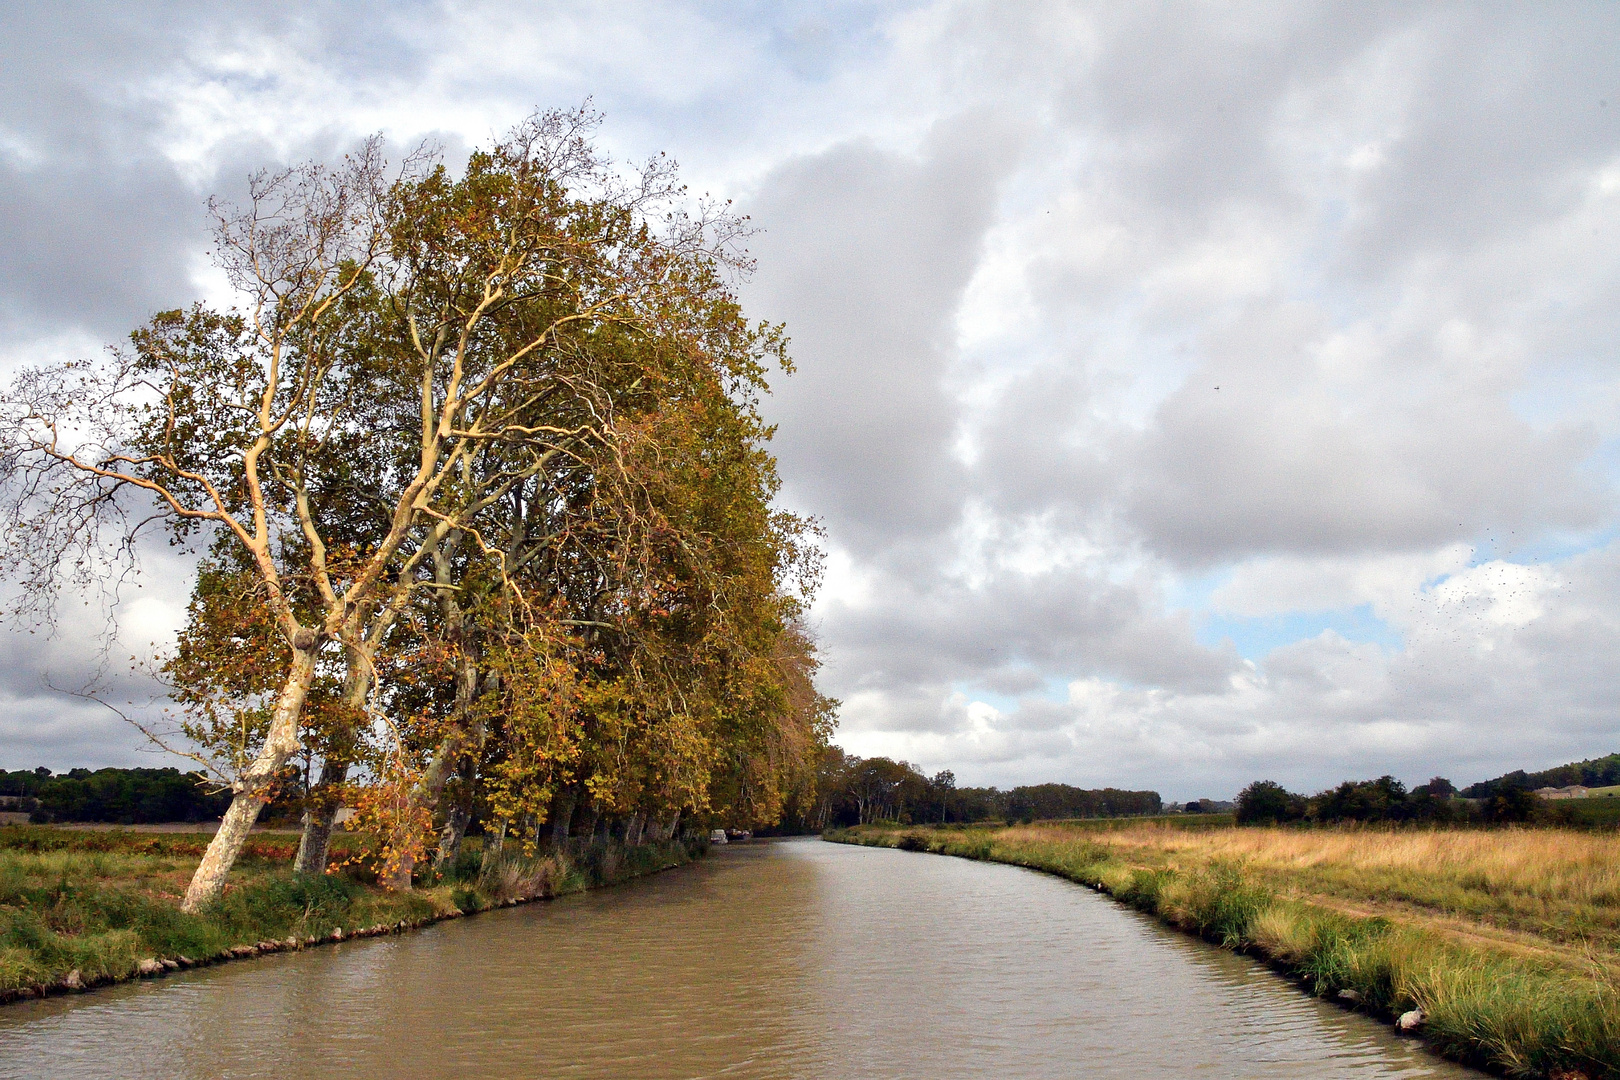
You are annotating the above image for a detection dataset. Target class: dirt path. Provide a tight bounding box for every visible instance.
[1277,889,1620,975]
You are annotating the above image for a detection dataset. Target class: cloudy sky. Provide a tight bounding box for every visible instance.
[3,2,1619,799]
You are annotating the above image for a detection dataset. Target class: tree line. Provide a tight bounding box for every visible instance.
[776,749,1160,829]
[1235,775,1542,825]
[1460,752,1620,798]
[0,108,834,911]
[2,767,231,825]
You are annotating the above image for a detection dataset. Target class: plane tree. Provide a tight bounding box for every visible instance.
[0,107,807,909]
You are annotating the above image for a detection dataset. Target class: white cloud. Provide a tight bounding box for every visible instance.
[1211,546,1473,618]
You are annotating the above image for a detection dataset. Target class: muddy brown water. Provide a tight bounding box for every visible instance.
[0,838,1479,1079]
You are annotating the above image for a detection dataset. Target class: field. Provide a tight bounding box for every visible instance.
[831,821,1620,1080]
[0,826,698,1000]
[1028,819,1620,956]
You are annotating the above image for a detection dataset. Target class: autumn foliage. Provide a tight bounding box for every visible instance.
[0,107,833,903]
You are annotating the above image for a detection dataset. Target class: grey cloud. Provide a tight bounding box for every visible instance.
[0,160,201,340]
[0,512,199,772]
[938,5,1619,569]
[1121,302,1607,564]
[824,552,1237,712]
[0,1,427,341]
[975,666,1047,697]
[0,697,158,773]
[0,623,176,773]
[972,366,1113,518]
[745,112,1021,551]
[1024,3,1620,272]
[752,3,1620,790]
[884,549,1620,797]
[1058,3,1401,223]
[1343,5,1620,267]
[0,5,204,338]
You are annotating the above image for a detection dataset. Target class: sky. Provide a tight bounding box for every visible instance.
[2,1,1619,800]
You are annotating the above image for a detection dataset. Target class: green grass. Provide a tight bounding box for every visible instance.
[1549,798,1620,828]
[832,823,1620,1080]
[0,826,702,1000]
[0,826,341,859]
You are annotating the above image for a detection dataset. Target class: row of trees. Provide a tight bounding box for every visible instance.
[2,767,231,824]
[0,109,834,910]
[1461,752,1620,798]
[0,768,54,799]
[1006,783,1161,822]
[1235,776,1541,825]
[776,750,1161,829]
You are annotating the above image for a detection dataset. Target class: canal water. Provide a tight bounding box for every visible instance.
[0,838,1477,1079]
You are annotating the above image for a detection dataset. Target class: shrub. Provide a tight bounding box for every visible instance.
[1235,781,1307,824]
[1482,787,1541,824]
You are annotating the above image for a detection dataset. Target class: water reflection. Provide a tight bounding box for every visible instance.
[0,839,1477,1079]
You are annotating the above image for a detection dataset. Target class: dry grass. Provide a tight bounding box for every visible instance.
[1093,822,1620,900]
[1011,822,1620,954]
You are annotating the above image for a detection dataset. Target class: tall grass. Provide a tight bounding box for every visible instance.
[832,823,1620,1079]
[1054,822,1620,949]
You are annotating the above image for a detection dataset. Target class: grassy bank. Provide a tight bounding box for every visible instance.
[830,822,1620,1080]
[0,826,701,1002]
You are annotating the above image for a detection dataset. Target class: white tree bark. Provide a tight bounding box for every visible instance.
[182,645,318,912]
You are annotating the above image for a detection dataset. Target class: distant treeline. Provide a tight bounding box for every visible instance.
[775,750,1160,831]
[1,768,230,825]
[4,757,1166,832]
[1235,775,1540,826]
[1005,783,1161,822]
[1461,752,1620,798]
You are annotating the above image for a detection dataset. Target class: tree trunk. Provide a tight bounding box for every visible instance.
[433,754,478,869]
[484,819,506,864]
[435,799,473,868]
[183,645,318,912]
[651,808,681,842]
[294,758,347,875]
[295,640,370,874]
[381,649,482,890]
[549,790,576,850]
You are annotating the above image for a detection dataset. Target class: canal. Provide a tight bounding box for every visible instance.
[0,838,1476,1078]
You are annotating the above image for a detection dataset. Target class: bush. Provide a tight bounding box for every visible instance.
[1312,775,1408,822]
[1482,786,1540,823]
[1235,781,1307,824]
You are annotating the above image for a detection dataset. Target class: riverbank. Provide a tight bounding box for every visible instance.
[0,825,702,1003]
[829,822,1619,1080]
